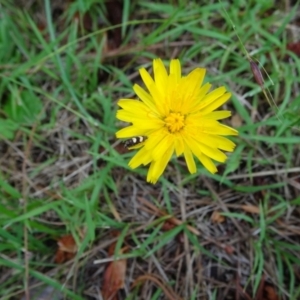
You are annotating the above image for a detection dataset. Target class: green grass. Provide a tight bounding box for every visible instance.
[0,0,300,299]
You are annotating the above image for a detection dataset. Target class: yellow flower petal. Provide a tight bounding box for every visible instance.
[185,136,227,163]
[183,144,197,173]
[129,147,152,168]
[118,99,145,110]
[189,82,212,112]
[133,84,158,114]
[172,68,206,114]
[118,113,163,132]
[194,133,236,152]
[174,135,184,156]
[116,100,149,122]
[139,67,155,91]
[197,152,218,174]
[151,134,175,161]
[143,127,165,144]
[193,119,238,136]
[116,126,146,138]
[170,59,181,82]
[147,145,174,183]
[153,59,168,97]
[202,110,232,120]
[201,92,231,114]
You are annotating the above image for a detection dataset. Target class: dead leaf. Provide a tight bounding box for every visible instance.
[254,275,279,300]
[265,285,279,300]
[211,210,225,223]
[241,205,260,214]
[231,113,243,127]
[287,42,300,57]
[101,230,128,300]
[102,255,127,300]
[55,234,77,263]
[57,235,77,253]
[223,244,235,255]
[161,220,176,231]
[105,0,122,50]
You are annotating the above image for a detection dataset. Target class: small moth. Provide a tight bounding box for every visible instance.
[123,136,147,148]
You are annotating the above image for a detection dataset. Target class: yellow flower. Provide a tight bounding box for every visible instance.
[116,59,238,184]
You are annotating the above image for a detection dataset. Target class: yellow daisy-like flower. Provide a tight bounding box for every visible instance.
[116,59,238,184]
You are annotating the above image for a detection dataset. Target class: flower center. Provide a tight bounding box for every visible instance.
[164,112,185,133]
